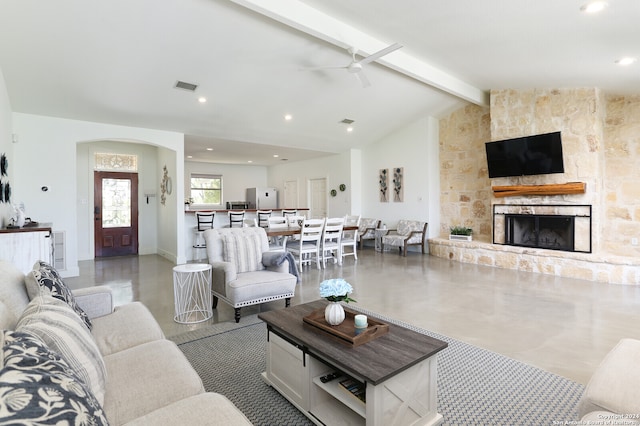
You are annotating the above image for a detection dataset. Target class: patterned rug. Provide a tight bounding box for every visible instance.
[170,310,584,426]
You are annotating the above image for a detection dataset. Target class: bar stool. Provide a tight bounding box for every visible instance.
[228,210,245,228]
[282,209,297,218]
[256,210,272,228]
[193,211,214,260]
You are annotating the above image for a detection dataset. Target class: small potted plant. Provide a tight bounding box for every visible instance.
[449,226,473,242]
[184,197,194,210]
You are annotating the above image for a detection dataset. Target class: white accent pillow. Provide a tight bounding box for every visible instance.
[16,294,108,405]
[223,233,264,273]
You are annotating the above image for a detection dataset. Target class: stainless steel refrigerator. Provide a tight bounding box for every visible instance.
[246,188,278,209]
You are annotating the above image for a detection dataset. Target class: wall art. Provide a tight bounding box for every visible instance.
[393,167,404,202]
[379,168,389,202]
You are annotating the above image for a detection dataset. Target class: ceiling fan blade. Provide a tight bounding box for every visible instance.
[354,70,371,88]
[301,65,348,71]
[358,43,402,66]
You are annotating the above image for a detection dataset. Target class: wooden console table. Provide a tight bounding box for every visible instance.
[259,300,448,426]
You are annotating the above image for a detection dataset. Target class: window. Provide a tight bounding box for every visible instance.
[190,174,222,206]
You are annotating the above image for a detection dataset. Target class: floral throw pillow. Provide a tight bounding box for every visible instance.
[0,330,109,425]
[25,261,92,331]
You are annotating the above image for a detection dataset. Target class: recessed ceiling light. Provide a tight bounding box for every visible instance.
[247,160,253,163]
[273,154,279,158]
[284,114,292,121]
[206,148,213,151]
[615,57,637,66]
[187,155,193,159]
[346,126,354,133]
[580,1,608,13]
[198,97,207,103]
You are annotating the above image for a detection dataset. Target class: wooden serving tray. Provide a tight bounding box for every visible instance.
[303,307,389,347]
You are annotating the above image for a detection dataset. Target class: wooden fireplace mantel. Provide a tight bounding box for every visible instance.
[492,182,586,198]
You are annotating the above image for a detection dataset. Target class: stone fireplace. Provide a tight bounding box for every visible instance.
[433,89,640,284]
[493,204,592,254]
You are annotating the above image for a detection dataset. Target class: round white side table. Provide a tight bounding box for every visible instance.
[173,263,213,324]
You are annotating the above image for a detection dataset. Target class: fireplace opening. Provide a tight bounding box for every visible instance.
[505,214,575,252]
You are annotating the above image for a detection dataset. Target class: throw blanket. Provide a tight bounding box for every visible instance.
[262,251,300,282]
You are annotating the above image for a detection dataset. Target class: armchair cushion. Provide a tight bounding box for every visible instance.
[222,232,264,273]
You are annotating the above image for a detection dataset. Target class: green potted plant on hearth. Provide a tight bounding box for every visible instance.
[449,226,473,242]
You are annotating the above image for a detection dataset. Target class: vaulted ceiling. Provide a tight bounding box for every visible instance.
[1,0,637,165]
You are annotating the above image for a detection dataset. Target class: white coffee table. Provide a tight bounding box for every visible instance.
[172,263,212,324]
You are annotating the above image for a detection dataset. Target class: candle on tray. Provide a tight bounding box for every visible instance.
[354,314,368,328]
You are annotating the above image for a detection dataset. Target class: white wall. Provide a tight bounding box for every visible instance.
[0,69,13,227]
[11,113,184,276]
[184,161,268,207]
[361,116,440,240]
[76,141,159,261]
[268,151,354,218]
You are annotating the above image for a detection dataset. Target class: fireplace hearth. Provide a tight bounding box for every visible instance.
[492,204,592,253]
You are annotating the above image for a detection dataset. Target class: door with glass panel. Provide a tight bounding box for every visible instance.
[94,171,139,257]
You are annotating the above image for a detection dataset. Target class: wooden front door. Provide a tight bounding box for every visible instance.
[94,171,139,257]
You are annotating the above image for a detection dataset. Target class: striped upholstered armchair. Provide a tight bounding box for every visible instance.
[204,227,297,322]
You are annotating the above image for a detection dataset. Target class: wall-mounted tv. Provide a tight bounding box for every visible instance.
[485,131,564,178]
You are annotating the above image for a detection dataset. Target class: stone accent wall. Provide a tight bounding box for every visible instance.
[438,104,492,241]
[434,89,640,285]
[603,94,640,257]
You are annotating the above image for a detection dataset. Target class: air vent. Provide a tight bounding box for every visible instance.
[340,118,355,124]
[174,80,198,91]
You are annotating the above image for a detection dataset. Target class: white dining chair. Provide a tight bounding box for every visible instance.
[341,214,360,261]
[321,217,344,267]
[286,217,325,270]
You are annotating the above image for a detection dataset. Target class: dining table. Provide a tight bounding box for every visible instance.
[264,224,357,238]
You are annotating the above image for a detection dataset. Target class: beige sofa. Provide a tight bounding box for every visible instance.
[0,260,252,425]
[578,338,640,424]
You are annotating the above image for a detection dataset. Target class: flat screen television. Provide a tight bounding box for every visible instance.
[485,131,564,178]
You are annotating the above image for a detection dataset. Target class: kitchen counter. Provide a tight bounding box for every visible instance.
[0,222,53,233]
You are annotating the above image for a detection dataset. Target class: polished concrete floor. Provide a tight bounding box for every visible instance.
[65,248,640,385]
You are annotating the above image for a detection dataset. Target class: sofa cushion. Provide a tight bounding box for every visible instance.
[91,302,165,356]
[122,393,252,426]
[0,330,108,425]
[102,339,204,425]
[16,295,108,405]
[24,260,92,330]
[0,260,30,329]
[223,232,264,273]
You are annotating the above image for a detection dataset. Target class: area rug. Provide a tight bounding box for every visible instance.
[170,310,584,426]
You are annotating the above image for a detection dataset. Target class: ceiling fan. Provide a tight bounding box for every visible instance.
[304,43,402,88]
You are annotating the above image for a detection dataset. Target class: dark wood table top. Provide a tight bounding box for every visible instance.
[258,300,448,385]
[264,225,357,238]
